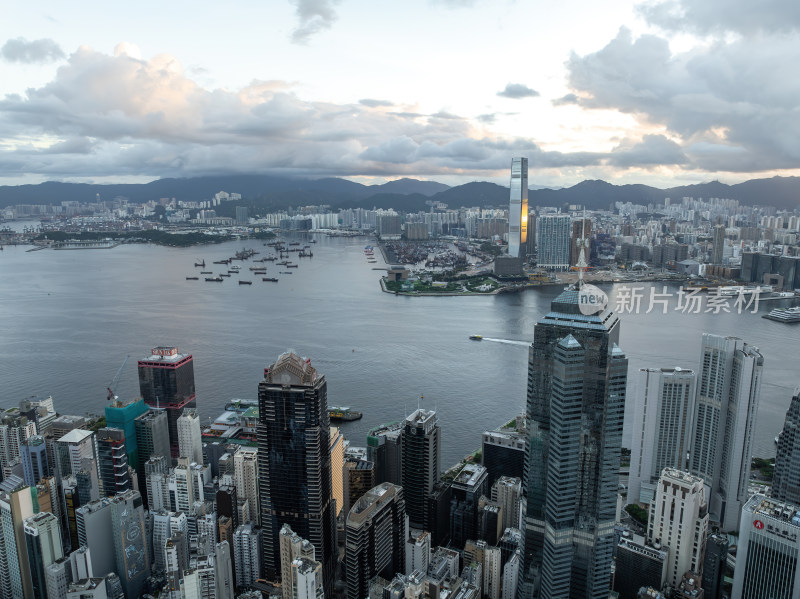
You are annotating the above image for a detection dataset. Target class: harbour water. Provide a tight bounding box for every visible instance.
[0,233,797,466]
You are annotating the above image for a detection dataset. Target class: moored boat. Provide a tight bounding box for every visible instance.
[329,406,362,421]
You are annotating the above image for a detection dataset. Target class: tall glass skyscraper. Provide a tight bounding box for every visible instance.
[508,157,528,258]
[522,284,628,598]
[690,334,763,531]
[773,387,800,504]
[257,352,336,598]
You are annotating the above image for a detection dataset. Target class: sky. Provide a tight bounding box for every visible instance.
[1,0,799,189]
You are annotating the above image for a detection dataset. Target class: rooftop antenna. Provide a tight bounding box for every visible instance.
[576,208,589,286]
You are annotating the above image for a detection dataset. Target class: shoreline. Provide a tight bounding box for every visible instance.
[380,273,692,297]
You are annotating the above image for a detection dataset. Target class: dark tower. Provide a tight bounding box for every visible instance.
[402,409,441,530]
[773,387,800,504]
[137,347,196,458]
[257,352,336,597]
[521,284,628,598]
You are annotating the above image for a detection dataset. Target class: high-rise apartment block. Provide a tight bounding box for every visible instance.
[522,284,628,598]
[345,483,407,599]
[258,352,336,596]
[279,524,317,599]
[491,476,523,533]
[138,346,197,457]
[628,368,696,505]
[233,523,262,588]
[402,409,440,530]
[647,468,708,590]
[177,409,203,465]
[691,334,763,530]
[536,214,572,270]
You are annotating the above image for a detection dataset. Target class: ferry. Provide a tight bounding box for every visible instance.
[329,406,363,422]
[469,335,483,341]
[716,285,773,296]
[763,306,800,323]
[229,265,241,272]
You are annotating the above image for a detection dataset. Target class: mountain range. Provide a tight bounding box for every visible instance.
[1,174,798,212]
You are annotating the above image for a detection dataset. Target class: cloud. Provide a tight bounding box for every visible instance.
[497,83,540,99]
[359,99,395,108]
[290,0,340,44]
[608,134,688,167]
[4,42,785,183]
[430,0,477,6]
[1,38,65,63]
[563,27,800,172]
[638,0,800,35]
[552,93,579,107]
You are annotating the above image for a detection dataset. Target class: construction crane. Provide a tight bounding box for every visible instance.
[106,355,130,402]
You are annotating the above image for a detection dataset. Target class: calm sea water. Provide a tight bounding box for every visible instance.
[1,232,797,465]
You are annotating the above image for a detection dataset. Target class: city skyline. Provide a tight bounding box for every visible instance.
[2,1,800,188]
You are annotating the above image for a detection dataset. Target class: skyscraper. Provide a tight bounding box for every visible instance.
[177,408,203,465]
[0,476,35,599]
[628,368,696,505]
[279,524,317,599]
[367,421,403,486]
[233,447,259,524]
[109,490,150,598]
[104,398,148,469]
[647,468,708,589]
[96,428,130,497]
[772,387,800,504]
[402,408,441,530]
[535,214,572,271]
[134,409,171,500]
[712,224,726,265]
[732,494,800,599]
[522,284,628,598]
[138,346,197,457]
[233,523,262,588]
[690,334,763,530]
[24,511,64,599]
[257,352,336,597]
[20,435,50,487]
[508,157,528,259]
[345,483,407,599]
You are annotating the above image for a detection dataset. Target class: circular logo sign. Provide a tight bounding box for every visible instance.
[754,520,765,530]
[578,283,609,315]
